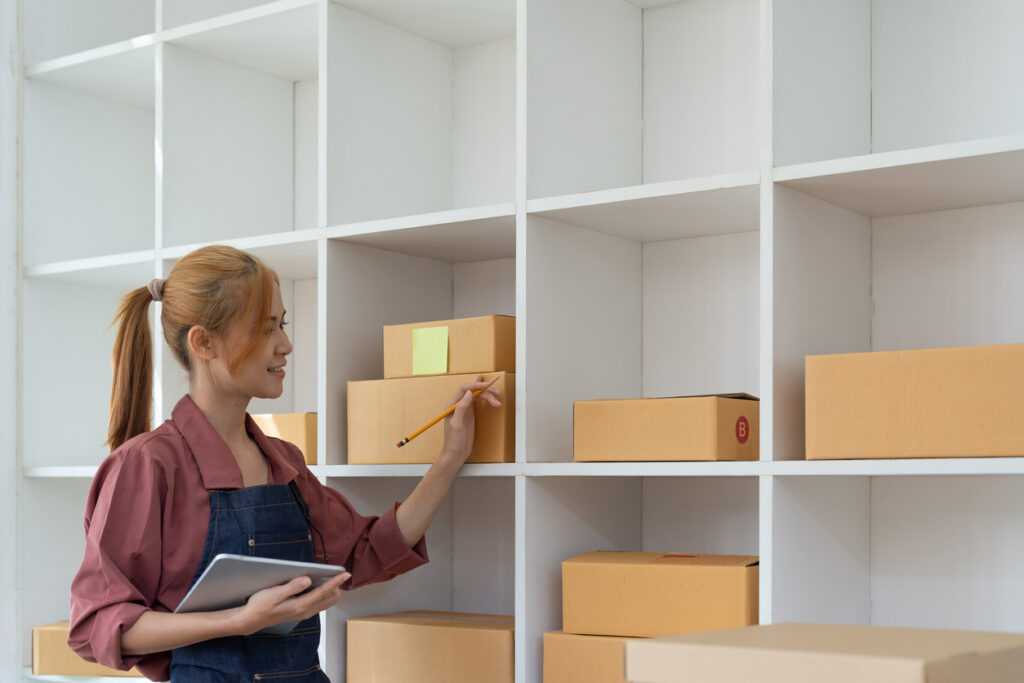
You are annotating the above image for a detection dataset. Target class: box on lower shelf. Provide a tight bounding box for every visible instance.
[346,611,514,683]
[562,552,758,638]
[806,343,1024,459]
[624,623,1024,683]
[347,371,514,464]
[543,630,638,683]
[250,412,317,465]
[33,621,141,677]
[573,394,758,462]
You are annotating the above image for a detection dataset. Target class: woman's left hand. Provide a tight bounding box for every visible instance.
[439,375,502,467]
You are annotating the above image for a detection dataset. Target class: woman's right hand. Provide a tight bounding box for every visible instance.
[231,572,349,636]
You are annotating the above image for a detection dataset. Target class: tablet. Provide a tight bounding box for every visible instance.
[175,554,347,634]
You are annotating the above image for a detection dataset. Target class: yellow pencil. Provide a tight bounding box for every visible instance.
[396,376,500,448]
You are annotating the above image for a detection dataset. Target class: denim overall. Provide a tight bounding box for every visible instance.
[170,484,329,682]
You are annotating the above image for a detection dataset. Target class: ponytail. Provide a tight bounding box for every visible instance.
[108,287,155,451]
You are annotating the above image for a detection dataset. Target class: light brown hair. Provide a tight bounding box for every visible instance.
[108,245,278,450]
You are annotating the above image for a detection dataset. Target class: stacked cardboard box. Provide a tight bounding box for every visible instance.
[545,552,759,682]
[348,315,515,464]
[624,623,1024,683]
[805,343,1024,459]
[574,394,759,462]
[347,610,513,683]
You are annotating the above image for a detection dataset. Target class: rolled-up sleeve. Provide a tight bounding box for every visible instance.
[68,450,166,673]
[293,463,428,588]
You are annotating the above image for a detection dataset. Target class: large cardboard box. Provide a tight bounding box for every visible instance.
[562,552,758,638]
[574,395,758,462]
[347,611,514,683]
[624,623,1024,683]
[348,371,514,464]
[544,630,639,683]
[33,621,141,677]
[806,343,1024,459]
[251,412,317,465]
[383,315,515,378]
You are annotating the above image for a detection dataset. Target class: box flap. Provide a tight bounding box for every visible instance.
[565,551,758,568]
[577,393,758,404]
[351,611,514,631]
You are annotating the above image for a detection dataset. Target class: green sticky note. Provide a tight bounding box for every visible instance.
[412,326,449,375]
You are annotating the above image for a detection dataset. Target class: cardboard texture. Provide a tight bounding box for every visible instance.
[348,371,514,464]
[544,630,638,683]
[624,623,1024,683]
[33,621,141,677]
[347,610,514,683]
[573,395,758,462]
[251,412,317,465]
[383,315,516,378]
[805,343,1024,459]
[562,552,758,638]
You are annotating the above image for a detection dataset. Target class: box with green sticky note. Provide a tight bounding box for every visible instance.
[382,315,515,379]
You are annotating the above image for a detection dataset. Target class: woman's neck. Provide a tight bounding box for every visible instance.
[188,375,251,450]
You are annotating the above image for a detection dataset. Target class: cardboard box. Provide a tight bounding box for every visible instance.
[562,552,758,638]
[33,621,141,677]
[383,314,515,379]
[624,623,1024,683]
[251,412,317,465]
[348,371,514,464]
[574,395,758,462]
[544,630,638,683]
[347,610,514,683]
[806,343,1024,459]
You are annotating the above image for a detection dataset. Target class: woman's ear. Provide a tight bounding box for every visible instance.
[187,325,218,361]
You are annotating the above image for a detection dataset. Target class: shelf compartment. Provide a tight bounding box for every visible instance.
[528,0,759,199]
[325,0,515,225]
[22,278,132,468]
[523,475,759,683]
[24,0,153,64]
[771,475,1024,632]
[323,476,514,677]
[524,206,760,462]
[161,3,320,248]
[774,0,1024,166]
[771,186,1024,460]
[774,135,1024,218]
[23,256,155,290]
[23,77,154,266]
[323,238,515,465]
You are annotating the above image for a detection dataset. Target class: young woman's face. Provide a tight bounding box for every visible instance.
[224,283,293,401]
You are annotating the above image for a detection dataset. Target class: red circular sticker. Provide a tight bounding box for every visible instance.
[735,416,750,444]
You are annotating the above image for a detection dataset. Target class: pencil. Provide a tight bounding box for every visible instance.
[396,376,500,448]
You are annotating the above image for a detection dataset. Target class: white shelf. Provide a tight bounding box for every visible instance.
[328,204,516,263]
[775,135,1024,218]
[25,42,155,110]
[523,461,768,477]
[527,172,760,242]
[23,254,155,289]
[773,457,1024,477]
[161,0,319,82]
[317,463,520,478]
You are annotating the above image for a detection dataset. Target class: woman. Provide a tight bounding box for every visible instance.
[68,245,499,682]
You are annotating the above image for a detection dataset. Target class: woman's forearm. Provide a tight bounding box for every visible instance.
[395,453,461,547]
[120,608,244,656]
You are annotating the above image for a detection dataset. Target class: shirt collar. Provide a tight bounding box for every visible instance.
[171,395,300,490]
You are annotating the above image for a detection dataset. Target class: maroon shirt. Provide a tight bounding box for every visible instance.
[68,395,428,681]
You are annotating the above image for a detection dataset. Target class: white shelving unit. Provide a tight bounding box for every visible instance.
[9,0,1024,682]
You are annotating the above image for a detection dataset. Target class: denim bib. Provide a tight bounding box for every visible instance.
[170,484,329,682]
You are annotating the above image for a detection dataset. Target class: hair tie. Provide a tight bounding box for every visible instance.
[147,278,166,302]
